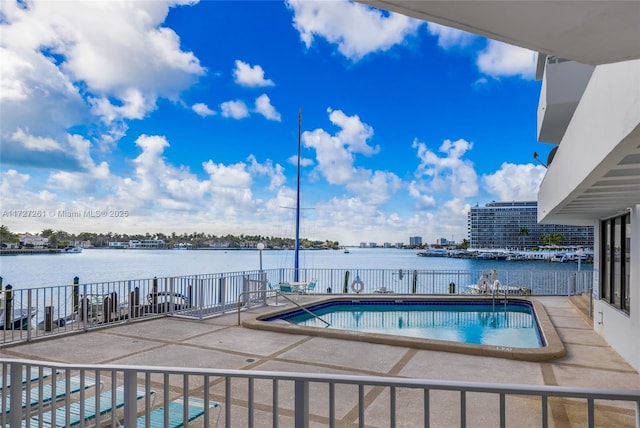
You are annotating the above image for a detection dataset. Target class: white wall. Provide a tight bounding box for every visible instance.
[538,59,640,224]
[592,205,640,372]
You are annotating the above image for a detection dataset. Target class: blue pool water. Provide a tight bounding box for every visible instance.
[267,300,544,349]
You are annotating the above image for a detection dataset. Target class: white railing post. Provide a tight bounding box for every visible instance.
[27,289,32,341]
[82,284,88,331]
[294,379,309,428]
[123,369,138,427]
[126,280,132,323]
[169,277,174,315]
[199,278,204,320]
[9,362,23,428]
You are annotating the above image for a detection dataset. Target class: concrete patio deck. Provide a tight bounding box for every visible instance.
[1,297,638,427]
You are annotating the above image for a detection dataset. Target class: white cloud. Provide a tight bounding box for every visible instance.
[423,21,535,80]
[408,180,436,208]
[426,23,476,49]
[45,134,111,193]
[287,155,314,167]
[302,109,399,204]
[0,169,57,214]
[328,108,378,156]
[233,60,274,87]
[10,129,63,152]
[0,0,205,169]
[192,102,215,117]
[3,129,109,173]
[286,0,422,62]
[220,100,249,119]
[476,40,536,79]
[413,138,479,199]
[404,138,480,241]
[89,88,154,124]
[254,94,281,121]
[247,155,286,191]
[482,162,546,201]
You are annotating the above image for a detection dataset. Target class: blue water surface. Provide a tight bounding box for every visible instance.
[0,247,589,289]
[270,300,544,349]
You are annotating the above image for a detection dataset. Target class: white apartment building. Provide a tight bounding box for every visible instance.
[19,233,48,248]
[128,239,166,249]
[357,2,640,370]
[468,201,593,249]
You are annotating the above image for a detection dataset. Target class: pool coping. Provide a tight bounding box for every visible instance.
[242,295,566,362]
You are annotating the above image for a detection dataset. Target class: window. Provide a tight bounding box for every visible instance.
[600,213,630,314]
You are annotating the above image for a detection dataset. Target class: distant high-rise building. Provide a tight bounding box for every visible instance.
[437,237,455,246]
[467,201,593,249]
[409,236,422,246]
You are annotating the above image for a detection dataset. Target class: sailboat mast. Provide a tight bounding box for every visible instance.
[294,109,302,282]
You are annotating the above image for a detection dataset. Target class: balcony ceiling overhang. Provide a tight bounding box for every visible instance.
[357,1,640,65]
[540,124,640,224]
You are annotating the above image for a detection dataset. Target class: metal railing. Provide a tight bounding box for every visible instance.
[1,358,638,428]
[0,268,592,346]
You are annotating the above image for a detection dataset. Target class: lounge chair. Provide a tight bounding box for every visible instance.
[3,375,96,414]
[119,396,220,428]
[0,368,58,390]
[32,385,152,427]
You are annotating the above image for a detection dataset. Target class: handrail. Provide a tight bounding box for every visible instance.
[1,357,638,428]
[236,289,330,327]
[272,291,331,327]
[236,289,270,325]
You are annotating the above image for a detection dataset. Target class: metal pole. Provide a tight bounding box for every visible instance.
[295,109,302,283]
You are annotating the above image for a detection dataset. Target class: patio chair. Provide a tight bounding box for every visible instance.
[277,284,294,293]
[300,280,317,294]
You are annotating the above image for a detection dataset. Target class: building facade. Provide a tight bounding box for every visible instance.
[356,1,639,370]
[128,239,166,249]
[409,236,422,247]
[468,201,593,249]
[536,57,640,371]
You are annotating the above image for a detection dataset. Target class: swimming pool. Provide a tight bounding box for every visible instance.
[246,296,566,361]
[265,300,543,348]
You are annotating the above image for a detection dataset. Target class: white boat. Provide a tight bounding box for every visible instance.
[476,252,496,260]
[465,271,531,295]
[417,248,449,257]
[62,246,83,253]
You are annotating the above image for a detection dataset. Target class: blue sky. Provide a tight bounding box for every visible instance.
[0,0,548,245]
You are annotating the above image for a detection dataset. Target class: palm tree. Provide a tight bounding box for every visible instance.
[518,227,529,249]
[0,225,19,247]
[542,233,564,247]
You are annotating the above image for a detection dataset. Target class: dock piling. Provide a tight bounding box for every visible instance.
[73,276,79,313]
[45,306,54,331]
[130,287,140,318]
[3,285,12,329]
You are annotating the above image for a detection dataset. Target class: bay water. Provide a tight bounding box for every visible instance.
[0,248,590,290]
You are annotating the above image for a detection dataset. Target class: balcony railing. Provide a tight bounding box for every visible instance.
[1,358,638,428]
[0,268,592,345]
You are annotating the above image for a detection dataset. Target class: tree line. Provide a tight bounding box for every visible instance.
[0,225,340,250]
